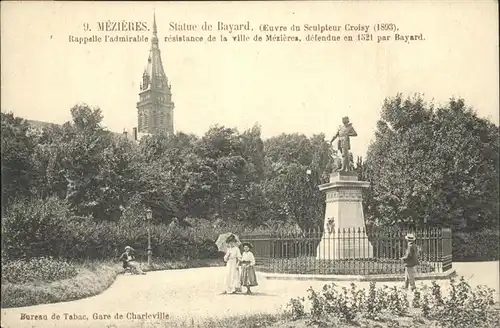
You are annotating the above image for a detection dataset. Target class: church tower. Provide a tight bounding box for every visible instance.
[137,13,174,135]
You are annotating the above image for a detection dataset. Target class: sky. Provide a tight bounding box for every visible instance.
[1,1,499,157]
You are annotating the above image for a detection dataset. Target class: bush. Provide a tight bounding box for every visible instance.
[286,282,379,324]
[364,282,387,319]
[1,197,83,260]
[1,260,121,308]
[320,283,365,322]
[387,285,409,316]
[1,257,78,284]
[58,218,221,261]
[1,197,221,262]
[452,229,499,261]
[283,278,499,327]
[284,297,306,321]
[423,277,497,328]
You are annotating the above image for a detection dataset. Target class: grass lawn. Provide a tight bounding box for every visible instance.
[259,257,436,275]
[1,257,223,308]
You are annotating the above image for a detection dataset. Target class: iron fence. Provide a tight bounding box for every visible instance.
[241,227,452,276]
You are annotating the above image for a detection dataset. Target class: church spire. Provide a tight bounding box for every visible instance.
[153,10,157,34]
[152,11,158,47]
[136,11,175,136]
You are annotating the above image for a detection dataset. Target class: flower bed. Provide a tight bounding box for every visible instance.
[280,277,499,328]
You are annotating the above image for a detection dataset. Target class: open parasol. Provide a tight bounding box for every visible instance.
[215,232,241,253]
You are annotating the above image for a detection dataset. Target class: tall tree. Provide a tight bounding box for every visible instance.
[30,124,69,200]
[195,125,247,221]
[54,104,136,221]
[365,94,499,231]
[136,131,207,223]
[263,133,334,230]
[1,112,36,212]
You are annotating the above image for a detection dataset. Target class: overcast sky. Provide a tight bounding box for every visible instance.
[1,1,498,156]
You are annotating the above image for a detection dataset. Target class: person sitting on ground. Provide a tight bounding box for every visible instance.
[119,246,146,275]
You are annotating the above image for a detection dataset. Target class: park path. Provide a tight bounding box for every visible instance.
[1,262,498,328]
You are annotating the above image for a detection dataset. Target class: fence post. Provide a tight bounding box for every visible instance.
[441,228,452,272]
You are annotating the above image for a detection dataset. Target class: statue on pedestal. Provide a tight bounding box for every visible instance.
[330,116,357,172]
[318,117,373,260]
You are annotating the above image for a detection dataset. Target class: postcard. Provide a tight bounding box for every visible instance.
[1,1,499,328]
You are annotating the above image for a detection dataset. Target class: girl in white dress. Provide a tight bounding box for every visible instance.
[223,235,242,294]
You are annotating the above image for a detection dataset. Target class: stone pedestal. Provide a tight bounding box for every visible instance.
[316,171,373,260]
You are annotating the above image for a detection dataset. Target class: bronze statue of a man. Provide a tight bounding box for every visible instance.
[329,148,342,171]
[330,116,357,172]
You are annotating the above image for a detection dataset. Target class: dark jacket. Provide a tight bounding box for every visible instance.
[401,243,419,267]
[119,252,134,268]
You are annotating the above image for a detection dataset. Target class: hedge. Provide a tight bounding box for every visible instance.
[1,197,220,262]
[452,229,499,261]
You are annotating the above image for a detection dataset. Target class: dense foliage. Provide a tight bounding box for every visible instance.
[1,105,338,261]
[2,94,499,262]
[1,105,336,228]
[1,257,78,284]
[363,95,499,261]
[364,95,499,231]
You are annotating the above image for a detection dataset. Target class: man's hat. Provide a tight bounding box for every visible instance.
[405,233,416,241]
[125,246,133,250]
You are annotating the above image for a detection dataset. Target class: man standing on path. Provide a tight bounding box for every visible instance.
[401,233,419,291]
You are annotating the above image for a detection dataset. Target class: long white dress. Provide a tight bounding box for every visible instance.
[224,246,242,293]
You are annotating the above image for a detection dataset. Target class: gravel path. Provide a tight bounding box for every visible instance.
[1,262,498,328]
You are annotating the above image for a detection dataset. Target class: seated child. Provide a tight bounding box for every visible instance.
[119,246,146,275]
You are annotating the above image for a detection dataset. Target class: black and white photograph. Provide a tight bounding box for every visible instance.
[1,1,499,327]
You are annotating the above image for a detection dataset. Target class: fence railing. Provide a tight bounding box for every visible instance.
[241,227,452,276]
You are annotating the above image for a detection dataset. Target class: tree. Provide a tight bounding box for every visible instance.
[262,133,334,231]
[39,104,140,221]
[194,125,247,221]
[233,124,267,224]
[30,124,69,200]
[136,132,205,223]
[355,156,376,229]
[1,112,36,212]
[365,94,499,231]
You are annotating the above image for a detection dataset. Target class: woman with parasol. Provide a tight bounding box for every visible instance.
[218,233,242,294]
